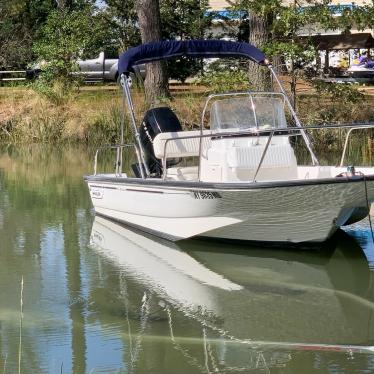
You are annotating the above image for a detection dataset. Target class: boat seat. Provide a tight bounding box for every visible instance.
[153,130,212,159]
[227,143,297,169]
[165,166,199,181]
[200,136,298,182]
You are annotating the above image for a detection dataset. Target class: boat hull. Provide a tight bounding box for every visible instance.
[348,67,374,78]
[86,176,374,243]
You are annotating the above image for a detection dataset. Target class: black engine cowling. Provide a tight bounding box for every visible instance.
[138,107,183,177]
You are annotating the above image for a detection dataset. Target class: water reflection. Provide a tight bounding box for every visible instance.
[1,145,374,372]
[90,216,374,373]
[0,145,93,373]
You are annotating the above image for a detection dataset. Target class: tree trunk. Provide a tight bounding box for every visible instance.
[272,55,286,75]
[56,0,73,9]
[248,13,272,91]
[136,0,169,107]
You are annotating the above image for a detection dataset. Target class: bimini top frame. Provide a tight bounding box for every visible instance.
[118,39,319,178]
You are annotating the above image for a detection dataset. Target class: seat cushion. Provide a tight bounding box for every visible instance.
[227,144,297,169]
[153,130,212,159]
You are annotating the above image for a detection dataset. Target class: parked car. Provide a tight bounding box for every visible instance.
[78,51,146,83]
[77,51,118,81]
[28,51,145,84]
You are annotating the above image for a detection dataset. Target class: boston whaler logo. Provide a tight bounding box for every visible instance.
[90,187,104,199]
[193,191,221,199]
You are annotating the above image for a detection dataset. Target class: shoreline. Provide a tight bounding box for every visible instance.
[1,84,374,145]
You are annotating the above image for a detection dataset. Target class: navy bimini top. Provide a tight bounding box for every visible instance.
[118,39,266,75]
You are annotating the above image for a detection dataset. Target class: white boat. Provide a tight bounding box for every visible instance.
[347,64,374,79]
[90,215,374,361]
[85,39,374,244]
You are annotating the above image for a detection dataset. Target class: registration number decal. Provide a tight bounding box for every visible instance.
[193,191,221,199]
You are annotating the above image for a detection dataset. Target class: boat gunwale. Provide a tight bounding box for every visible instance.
[84,173,374,191]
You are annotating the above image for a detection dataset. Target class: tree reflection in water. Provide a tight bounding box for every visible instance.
[0,144,374,373]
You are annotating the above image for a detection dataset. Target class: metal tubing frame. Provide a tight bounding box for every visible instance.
[162,128,293,181]
[116,85,128,176]
[94,143,135,176]
[121,74,150,178]
[198,91,286,181]
[267,65,320,166]
[248,93,259,130]
[340,125,374,166]
[160,122,374,181]
[117,65,373,180]
[200,91,287,130]
[252,130,274,182]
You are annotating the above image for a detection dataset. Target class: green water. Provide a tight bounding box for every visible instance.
[1,145,374,373]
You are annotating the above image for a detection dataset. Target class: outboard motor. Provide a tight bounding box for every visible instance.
[138,107,183,177]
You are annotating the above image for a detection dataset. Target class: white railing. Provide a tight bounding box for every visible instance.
[160,123,374,181]
[94,143,135,176]
[93,124,374,180]
[340,125,374,166]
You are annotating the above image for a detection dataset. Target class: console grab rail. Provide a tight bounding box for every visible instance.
[340,126,374,166]
[161,122,374,181]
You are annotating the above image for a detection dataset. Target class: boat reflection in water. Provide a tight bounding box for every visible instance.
[90,216,374,373]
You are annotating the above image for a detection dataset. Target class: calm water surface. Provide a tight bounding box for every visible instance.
[1,145,374,373]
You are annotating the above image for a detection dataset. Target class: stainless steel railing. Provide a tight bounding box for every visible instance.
[94,143,135,176]
[93,122,374,181]
[160,122,374,181]
[340,125,374,166]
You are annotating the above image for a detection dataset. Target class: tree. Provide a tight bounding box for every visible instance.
[228,0,277,90]
[136,0,169,106]
[102,0,141,51]
[101,0,213,83]
[32,2,101,102]
[0,0,56,68]
[228,0,374,104]
[248,11,272,90]
[159,0,213,82]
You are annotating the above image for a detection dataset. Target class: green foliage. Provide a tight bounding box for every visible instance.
[0,0,55,68]
[33,7,94,69]
[229,0,374,65]
[197,62,250,92]
[166,57,203,84]
[264,41,315,65]
[313,81,364,105]
[89,105,128,145]
[32,78,81,105]
[32,5,98,102]
[160,0,213,82]
[101,0,141,51]
[297,83,365,131]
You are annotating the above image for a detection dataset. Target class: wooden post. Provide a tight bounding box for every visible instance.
[315,49,321,74]
[324,49,329,74]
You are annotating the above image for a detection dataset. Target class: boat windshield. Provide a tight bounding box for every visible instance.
[209,95,287,132]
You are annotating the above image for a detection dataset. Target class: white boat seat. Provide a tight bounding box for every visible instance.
[153,130,212,159]
[227,144,297,169]
[166,166,199,181]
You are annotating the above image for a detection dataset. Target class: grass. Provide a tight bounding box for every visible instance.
[0,84,205,144]
[0,86,124,144]
[1,82,374,148]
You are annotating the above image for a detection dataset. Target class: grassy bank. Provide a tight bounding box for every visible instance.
[0,86,125,144]
[0,84,209,144]
[1,83,374,149]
